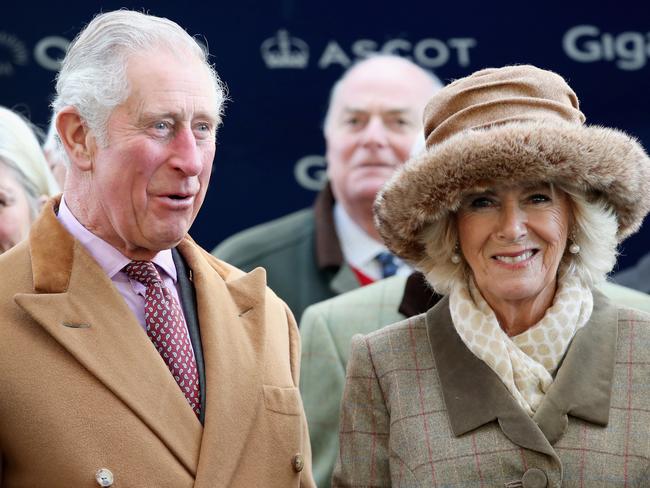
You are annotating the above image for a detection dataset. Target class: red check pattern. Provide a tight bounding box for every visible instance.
[125,261,200,418]
[333,307,650,487]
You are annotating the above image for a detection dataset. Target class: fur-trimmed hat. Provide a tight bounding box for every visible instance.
[374,65,650,263]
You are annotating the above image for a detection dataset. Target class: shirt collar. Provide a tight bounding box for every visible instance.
[333,202,386,269]
[56,195,177,282]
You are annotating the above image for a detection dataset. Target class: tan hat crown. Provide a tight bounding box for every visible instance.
[424,65,586,147]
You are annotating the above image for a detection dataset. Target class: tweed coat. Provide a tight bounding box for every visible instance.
[213,184,359,321]
[333,292,650,487]
[302,275,650,488]
[0,199,315,487]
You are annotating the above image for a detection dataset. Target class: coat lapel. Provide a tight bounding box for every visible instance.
[330,262,359,295]
[177,240,267,487]
[426,297,559,459]
[427,291,619,457]
[533,291,618,443]
[15,201,202,476]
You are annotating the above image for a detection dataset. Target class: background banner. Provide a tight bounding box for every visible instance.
[2,0,648,269]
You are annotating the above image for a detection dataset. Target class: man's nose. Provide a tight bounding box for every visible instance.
[359,116,389,148]
[170,127,203,176]
[496,203,527,241]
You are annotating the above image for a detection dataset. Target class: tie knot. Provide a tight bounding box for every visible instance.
[375,251,398,278]
[124,261,162,286]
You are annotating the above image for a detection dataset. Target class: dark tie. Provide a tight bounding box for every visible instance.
[124,261,201,418]
[375,251,398,278]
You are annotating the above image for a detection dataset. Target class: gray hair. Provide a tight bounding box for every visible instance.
[418,184,619,294]
[52,10,227,147]
[43,116,69,168]
[322,54,444,135]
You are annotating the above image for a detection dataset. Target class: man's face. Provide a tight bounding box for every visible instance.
[86,50,217,259]
[325,61,434,218]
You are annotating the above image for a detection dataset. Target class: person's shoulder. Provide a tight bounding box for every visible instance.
[301,275,409,335]
[599,281,650,314]
[304,274,408,316]
[212,207,314,263]
[356,313,428,347]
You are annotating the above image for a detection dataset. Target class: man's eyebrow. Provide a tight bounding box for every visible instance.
[342,107,413,115]
[138,110,217,124]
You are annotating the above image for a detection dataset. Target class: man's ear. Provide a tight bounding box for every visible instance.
[56,107,97,172]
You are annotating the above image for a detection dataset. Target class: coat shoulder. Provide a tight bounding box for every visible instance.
[212,208,314,266]
[300,274,408,334]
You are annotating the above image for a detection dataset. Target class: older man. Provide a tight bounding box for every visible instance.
[0,11,314,488]
[214,56,442,320]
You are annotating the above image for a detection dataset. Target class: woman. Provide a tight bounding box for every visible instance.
[0,106,60,253]
[334,65,650,487]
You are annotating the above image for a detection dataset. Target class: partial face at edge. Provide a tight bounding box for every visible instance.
[0,163,33,254]
[456,182,572,310]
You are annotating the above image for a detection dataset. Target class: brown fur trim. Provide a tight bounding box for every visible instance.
[374,120,650,262]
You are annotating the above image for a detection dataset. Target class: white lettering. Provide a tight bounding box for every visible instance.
[317,36,476,70]
[563,25,649,71]
[616,32,646,70]
[448,38,477,67]
[318,41,351,68]
[563,25,602,62]
[294,155,327,191]
[351,39,378,59]
[34,36,69,71]
[381,39,412,58]
[413,38,449,67]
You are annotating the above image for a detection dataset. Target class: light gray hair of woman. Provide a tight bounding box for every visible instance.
[418,183,619,295]
[51,9,227,147]
[0,157,43,221]
[0,106,60,197]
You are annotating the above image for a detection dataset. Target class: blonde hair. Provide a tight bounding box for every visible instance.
[0,106,60,197]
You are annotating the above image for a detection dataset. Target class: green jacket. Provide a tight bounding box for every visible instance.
[213,186,359,321]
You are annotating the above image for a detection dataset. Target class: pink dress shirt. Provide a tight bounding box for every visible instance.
[56,196,190,335]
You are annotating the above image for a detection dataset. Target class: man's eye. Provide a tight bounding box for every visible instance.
[345,117,362,127]
[153,121,171,132]
[387,117,410,128]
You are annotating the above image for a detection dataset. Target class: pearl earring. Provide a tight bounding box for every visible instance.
[568,230,580,254]
[451,243,462,264]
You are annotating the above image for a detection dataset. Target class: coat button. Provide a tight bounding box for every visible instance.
[292,453,304,472]
[522,467,547,488]
[95,468,114,487]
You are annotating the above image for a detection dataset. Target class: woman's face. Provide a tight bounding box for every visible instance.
[456,182,571,309]
[0,164,33,253]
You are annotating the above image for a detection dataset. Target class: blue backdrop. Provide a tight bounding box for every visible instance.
[2,0,648,270]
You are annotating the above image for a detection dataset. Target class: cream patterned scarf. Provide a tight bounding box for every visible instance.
[449,273,593,416]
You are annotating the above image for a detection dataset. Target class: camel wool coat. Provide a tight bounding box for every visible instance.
[0,198,315,488]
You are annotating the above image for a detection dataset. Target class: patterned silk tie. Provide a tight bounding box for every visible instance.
[375,251,398,278]
[124,261,201,418]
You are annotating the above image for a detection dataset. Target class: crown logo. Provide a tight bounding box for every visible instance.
[261,30,309,69]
